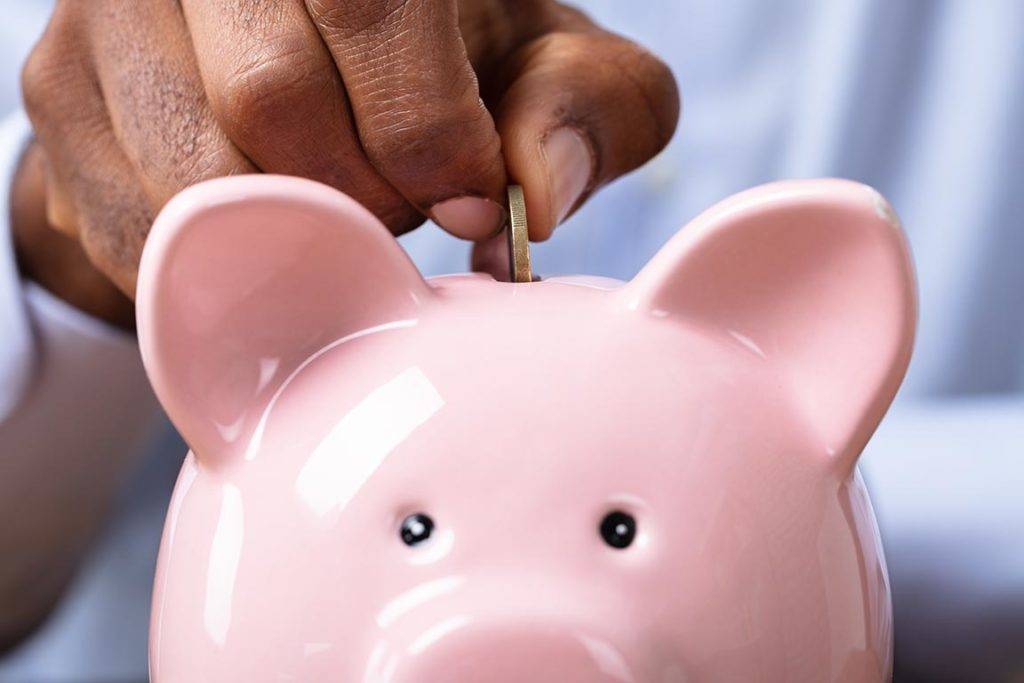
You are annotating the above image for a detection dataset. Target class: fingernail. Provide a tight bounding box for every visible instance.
[543,127,593,227]
[429,196,506,240]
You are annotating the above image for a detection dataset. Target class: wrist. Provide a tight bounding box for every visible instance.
[10,143,135,331]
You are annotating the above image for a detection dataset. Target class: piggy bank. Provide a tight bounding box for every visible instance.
[136,176,915,682]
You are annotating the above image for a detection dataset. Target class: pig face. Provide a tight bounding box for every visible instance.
[138,176,914,682]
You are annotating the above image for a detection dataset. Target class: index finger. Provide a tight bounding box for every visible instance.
[306,0,508,239]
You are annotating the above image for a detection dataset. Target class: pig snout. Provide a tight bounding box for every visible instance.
[387,622,641,683]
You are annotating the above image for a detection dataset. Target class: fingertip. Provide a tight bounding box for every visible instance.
[430,195,507,241]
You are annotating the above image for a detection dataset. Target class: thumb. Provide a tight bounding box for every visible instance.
[493,29,680,240]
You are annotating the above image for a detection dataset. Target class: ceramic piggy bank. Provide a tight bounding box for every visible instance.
[137,176,915,682]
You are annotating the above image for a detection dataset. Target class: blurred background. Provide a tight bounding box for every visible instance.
[1,1,1022,681]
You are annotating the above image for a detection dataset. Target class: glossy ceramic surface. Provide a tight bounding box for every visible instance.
[137,176,915,682]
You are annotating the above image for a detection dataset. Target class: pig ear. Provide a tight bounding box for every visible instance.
[136,175,431,463]
[622,179,916,470]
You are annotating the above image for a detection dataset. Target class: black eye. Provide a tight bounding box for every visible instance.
[599,510,636,549]
[400,513,434,546]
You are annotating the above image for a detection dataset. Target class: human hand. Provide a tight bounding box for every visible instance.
[12,142,136,329]
[19,0,679,297]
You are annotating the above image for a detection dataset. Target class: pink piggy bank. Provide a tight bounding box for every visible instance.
[136,176,915,682]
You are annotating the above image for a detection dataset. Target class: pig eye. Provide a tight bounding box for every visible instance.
[400,513,434,546]
[599,511,636,549]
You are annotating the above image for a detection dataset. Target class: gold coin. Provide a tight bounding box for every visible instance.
[506,185,532,283]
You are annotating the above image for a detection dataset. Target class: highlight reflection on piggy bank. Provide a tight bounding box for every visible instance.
[137,176,915,682]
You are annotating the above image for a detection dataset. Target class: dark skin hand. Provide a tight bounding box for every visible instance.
[15,0,679,317]
[12,143,136,329]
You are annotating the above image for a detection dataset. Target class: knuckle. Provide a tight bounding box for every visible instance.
[215,42,329,142]
[605,37,680,150]
[362,98,501,190]
[20,43,65,120]
[520,31,588,69]
[20,8,81,121]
